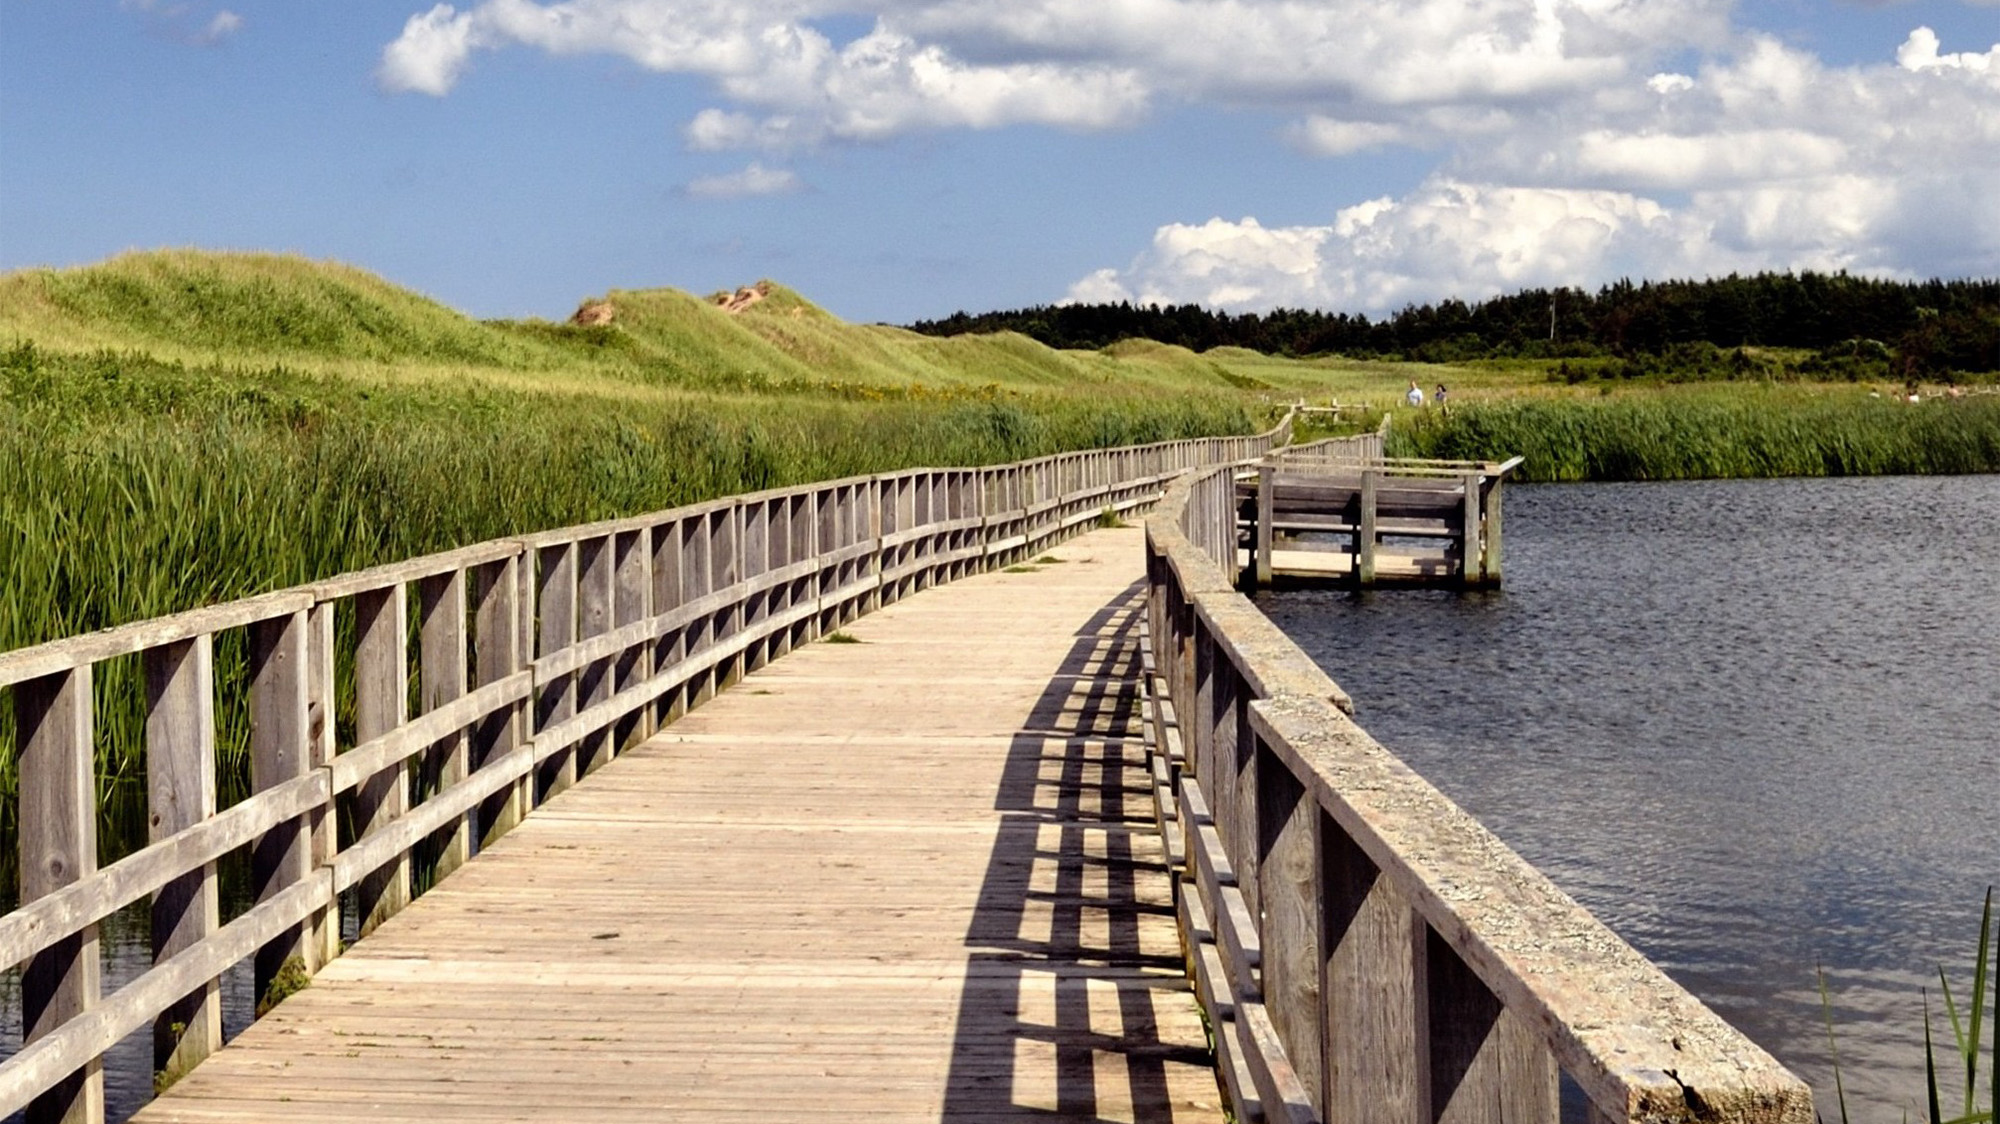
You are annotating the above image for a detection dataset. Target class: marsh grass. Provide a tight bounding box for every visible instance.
[1391,388,2000,482]
[0,255,1272,871]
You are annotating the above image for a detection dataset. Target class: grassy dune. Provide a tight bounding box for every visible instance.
[0,250,1362,850]
[2,250,1372,649]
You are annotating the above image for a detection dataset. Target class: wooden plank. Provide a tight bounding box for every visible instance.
[144,636,221,1085]
[1321,813,1418,1124]
[574,534,616,777]
[473,557,528,848]
[0,876,331,1121]
[612,528,651,750]
[325,673,530,797]
[1418,924,1558,1124]
[0,771,328,972]
[303,603,338,969]
[0,590,311,691]
[352,585,410,939]
[536,542,579,799]
[1236,1001,1320,1124]
[651,520,687,724]
[249,611,313,1004]
[15,667,104,1124]
[1243,693,1811,1120]
[1256,742,1322,1114]
[418,570,470,880]
[307,540,520,601]
[135,529,1224,1124]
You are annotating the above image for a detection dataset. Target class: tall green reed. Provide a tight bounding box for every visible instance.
[0,347,1253,871]
[1822,889,1996,1124]
[1392,391,2000,482]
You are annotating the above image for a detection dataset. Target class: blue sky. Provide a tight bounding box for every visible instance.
[2,0,1996,324]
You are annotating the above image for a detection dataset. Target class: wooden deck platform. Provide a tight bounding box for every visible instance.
[1234,545,1457,584]
[132,528,1223,1124]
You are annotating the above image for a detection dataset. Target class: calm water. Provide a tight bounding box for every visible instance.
[1258,474,2000,1119]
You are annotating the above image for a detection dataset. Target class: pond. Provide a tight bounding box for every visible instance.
[1259,474,2000,1119]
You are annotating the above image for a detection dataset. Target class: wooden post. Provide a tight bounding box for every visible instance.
[536,542,579,798]
[684,518,716,708]
[816,490,838,634]
[1255,462,1275,588]
[304,603,338,968]
[714,506,744,687]
[354,585,410,938]
[576,534,615,777]
[146,636,221,1084]
[1321,818,1419,1122]
[791,494,814,647]
[250,611,313,1005]
[1460,471,1481,588]
[475,555,527,846]
[743,503,770,671]
[1358,469,1379,587]
[1415,923,1558,1124]
[613,529,649,751]
[1485,476,1504,588]
[418,571,470,880]
[652,523,686,723]
[17,667,104,1124]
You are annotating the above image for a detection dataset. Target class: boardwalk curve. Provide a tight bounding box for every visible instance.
[131,529,1221,1123]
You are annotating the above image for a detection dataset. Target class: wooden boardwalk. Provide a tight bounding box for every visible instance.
[133,527,1223,1124]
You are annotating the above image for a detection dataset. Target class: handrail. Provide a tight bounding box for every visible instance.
[0,413,1297,1121]
[1141,461,1813,1123]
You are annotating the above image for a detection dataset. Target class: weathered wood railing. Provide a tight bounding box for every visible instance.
[1143,459,1814,1123]
[0,420,1292,1123]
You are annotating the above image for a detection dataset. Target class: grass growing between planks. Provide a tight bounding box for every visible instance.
[1391,386,2000,482]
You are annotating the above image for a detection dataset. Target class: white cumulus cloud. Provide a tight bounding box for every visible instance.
[374,0,2000,306]
[378,5,484,95]
[1074,25,2000,312]
[1069,181,1741,313]
[681,161,806,199]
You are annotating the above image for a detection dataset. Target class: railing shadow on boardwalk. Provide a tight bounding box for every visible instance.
[941,581,1216,1123]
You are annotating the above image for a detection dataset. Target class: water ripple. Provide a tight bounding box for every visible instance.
[1260,474,2000,1121]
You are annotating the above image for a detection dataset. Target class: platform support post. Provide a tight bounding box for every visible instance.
[1358,469,1379,587]
[1461,471,1481,588]
[1255,463,1275,588]
[1485,476,1504,587]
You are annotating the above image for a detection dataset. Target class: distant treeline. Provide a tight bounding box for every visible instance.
[907,273,2000,375]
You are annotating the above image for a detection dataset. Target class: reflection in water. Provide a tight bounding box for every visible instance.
[1259,474,2000,1119]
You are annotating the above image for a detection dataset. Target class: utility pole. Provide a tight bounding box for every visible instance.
[1549,291,1557,342]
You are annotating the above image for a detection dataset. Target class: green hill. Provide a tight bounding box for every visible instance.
[2,250,1360,664]
[0,250,1365,401]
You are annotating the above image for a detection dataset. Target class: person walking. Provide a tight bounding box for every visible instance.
[1434,383,1448,412]
[1406,380,1425,408]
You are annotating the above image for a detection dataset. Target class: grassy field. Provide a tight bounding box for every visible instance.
[6,249,2000,857]
[0,250,1344,649]
[0,250,1368,854]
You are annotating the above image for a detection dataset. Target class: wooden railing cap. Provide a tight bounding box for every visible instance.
[1249,693,1812,1124]
[1145,456,1812,1124]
